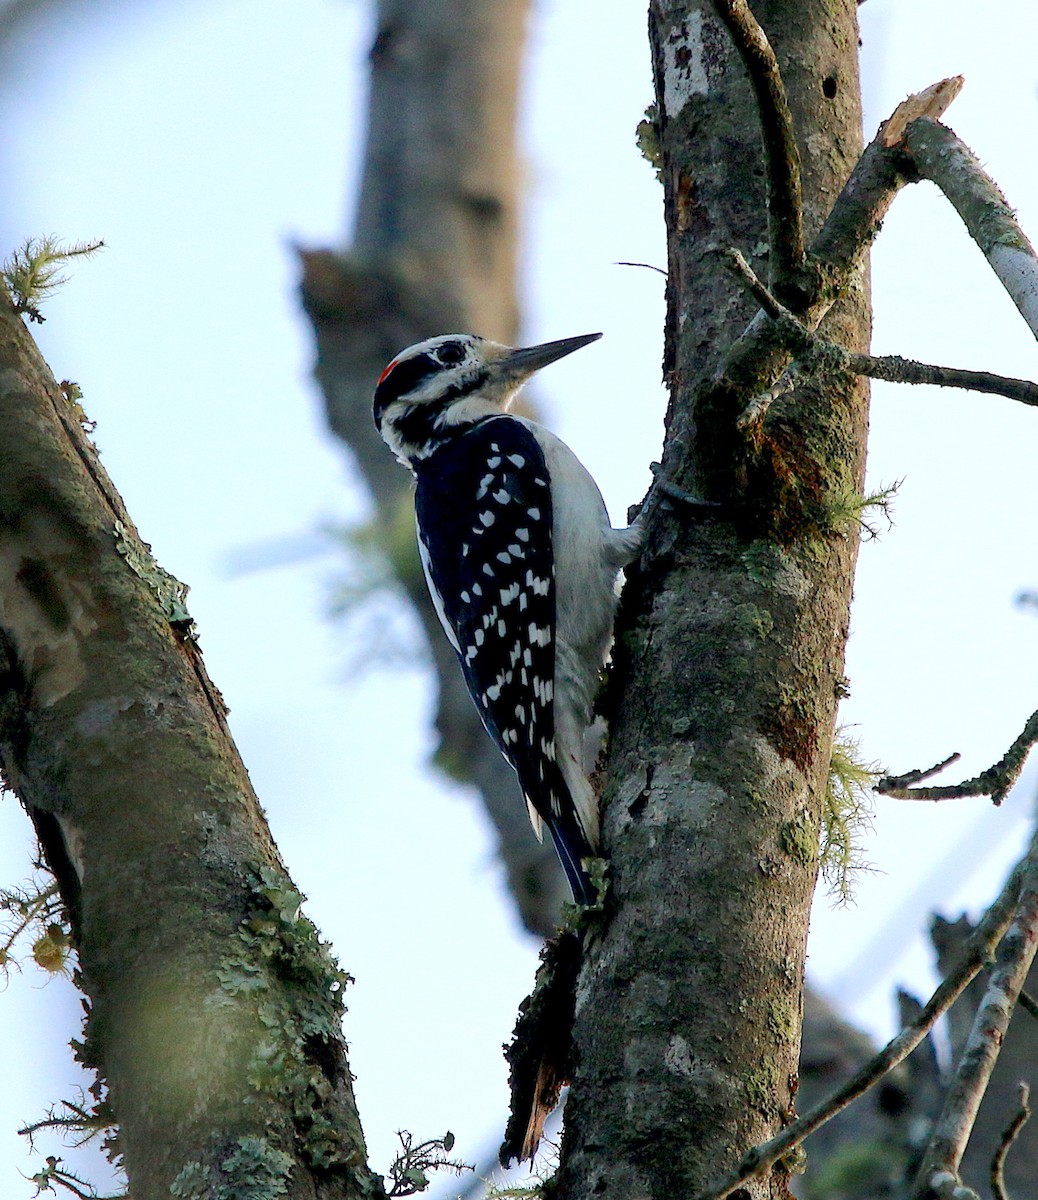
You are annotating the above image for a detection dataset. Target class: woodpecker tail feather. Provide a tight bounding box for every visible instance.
[544,802,598,906]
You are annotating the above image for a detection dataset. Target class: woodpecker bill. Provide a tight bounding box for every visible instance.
[374,332,643,904]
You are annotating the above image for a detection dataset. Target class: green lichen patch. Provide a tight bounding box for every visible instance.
[171,1137,297,1200]
[731,602,774,642]
[767,997,797,1043]
[745,1068,772,1112]
[217,867,358,1173]
[780,811,818,868]
[113,520,193,628]
[635,104,663,182]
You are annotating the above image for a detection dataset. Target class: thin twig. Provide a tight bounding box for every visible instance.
[737,367,801,428]
[1016,989,1038,1023]
[878,709,1038,804]
[913,879,1038,1197]
[614,261,668,278]
[878,753,962,790]
[991,1083,1031,1200]
[691,858,1026,1200]
[712,0,805,289]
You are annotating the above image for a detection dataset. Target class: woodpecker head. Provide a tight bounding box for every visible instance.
[373,331,602,464]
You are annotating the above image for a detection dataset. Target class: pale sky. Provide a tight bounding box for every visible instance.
[0,0,1036,1193]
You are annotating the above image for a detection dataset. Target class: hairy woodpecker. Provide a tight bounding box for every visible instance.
[374,332,643,904]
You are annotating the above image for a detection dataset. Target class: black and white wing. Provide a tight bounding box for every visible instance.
[413,416,595,901]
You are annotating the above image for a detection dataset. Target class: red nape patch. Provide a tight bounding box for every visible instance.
[377,359,399,386]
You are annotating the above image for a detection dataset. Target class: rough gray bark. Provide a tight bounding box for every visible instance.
[554,3,871,1196]
[0,290,379,1199]
[299,0,569,936]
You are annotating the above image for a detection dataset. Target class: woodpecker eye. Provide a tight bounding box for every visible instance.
[436,341,467,366]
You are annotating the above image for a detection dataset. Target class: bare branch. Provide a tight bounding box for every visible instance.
[903,117,1038,341]
[991,1083,1031,1200]
[913,883,1038,1196]
[691,857,1026,1200]
[878,709,1038,804]
[844,353,1038,409]
[712,0,804,290]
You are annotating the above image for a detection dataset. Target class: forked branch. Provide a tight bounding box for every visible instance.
[725,248,1038,426]
[878,708,1038,804]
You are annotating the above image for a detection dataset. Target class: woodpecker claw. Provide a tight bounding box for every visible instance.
[648,463,720,512]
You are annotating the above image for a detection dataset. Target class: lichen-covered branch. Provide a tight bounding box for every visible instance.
[878,708,1038,804]
[904,117,1038,341]
[841,352,1038,408]
[555,2,872,1196]
[0,287,379,1199]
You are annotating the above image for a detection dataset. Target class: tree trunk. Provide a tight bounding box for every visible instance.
[299,0,571,935]
[556,3,870,1196]
[0,291,378,1199]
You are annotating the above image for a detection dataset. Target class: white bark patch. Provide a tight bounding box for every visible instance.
[663,1034,696,1079]
[662,12,708,119]
[56,815,85,882]
[988,244,1038,339]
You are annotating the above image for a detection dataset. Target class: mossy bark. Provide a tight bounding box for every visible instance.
[555,3,870,1196]
[0,291,379,1199]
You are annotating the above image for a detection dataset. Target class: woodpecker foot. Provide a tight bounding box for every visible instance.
[649,463,721,512]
